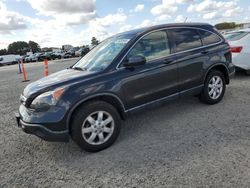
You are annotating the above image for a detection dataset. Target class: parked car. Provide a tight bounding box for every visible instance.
[16,23,235,152]
[25,53,40,63]
[50,52,62,60]
[75,47,90,57]
[224,29,250,75]
[37,52,54,61]
[63,52,73,59]
[24,55,31,63]
[48,52,63,59]
[0,54,20,66]
[19,55,29,63]
[66,48,78,57]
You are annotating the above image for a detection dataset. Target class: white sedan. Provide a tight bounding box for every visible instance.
[224,29,250,75]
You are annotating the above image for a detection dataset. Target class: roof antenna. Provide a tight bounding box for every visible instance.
[184,17,188,23]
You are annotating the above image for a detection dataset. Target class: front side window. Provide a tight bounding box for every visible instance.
[199,30,221,45]
[127,31,170,62]
[172,28,202,52]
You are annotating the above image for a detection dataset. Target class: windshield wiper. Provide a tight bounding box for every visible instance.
[71,67,87,71]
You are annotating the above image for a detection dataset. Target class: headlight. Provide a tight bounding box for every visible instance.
[30,88,65,110]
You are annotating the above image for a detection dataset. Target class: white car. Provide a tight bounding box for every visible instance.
[0,54,20,66]
[25,53,40,62]
[224,29,250,75]
[75,49,82,57]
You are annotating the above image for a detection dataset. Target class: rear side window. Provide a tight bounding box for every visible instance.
[224,32,248,41]
[171,28,202,52]
[199,30,221,45]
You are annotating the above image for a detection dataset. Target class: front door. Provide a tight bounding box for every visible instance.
[119,30,179,110]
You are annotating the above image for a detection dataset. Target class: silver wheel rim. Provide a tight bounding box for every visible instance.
[208,76,223,100]
[81,111,114,145]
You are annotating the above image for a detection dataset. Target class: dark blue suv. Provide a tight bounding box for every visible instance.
[16,23,235,152]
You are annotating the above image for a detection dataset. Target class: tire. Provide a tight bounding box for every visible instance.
[71,101,121,152]
[199,70,226,105]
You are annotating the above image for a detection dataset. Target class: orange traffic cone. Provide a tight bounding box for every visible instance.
[21,60,29,82]
[44,59,49,76]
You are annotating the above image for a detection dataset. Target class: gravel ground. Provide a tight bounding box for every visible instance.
[0,59,250,187]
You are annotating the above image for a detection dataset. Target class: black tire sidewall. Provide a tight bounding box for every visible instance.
[71,101,121,152]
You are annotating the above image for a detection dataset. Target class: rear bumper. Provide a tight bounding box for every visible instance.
[234,65,250,71]
[15,113,69,142]
[232,53,250,71]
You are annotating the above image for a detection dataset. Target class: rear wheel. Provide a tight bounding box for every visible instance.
[71,101,121,152]
[199,70,226,105]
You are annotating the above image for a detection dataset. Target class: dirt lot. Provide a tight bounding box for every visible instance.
[0,59,250,187]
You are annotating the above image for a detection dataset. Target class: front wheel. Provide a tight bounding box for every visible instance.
[199,70,226,105]
[71,101,121,152]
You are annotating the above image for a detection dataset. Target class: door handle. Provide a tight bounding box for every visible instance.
[163,59,175,64]
[201,50,208,55]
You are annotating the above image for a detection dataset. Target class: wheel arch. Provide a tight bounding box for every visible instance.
[204,63,230,84]
[66,93,126,132]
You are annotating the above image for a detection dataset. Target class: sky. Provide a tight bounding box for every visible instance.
[0,0,249,49]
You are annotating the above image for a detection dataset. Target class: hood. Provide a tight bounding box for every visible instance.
[23,68,95,98]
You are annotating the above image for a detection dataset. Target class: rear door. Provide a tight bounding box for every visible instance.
[170,28,208,91]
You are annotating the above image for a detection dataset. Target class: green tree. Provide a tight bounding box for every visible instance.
[28,41,40,53]
[7,41,29,55]
[215,22,237,30]
[91,37,99,46]
[0,49,8,56]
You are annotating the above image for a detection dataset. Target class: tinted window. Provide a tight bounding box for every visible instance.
[127,31,170,62]
[172,29,202,52]
[199,30,221,45]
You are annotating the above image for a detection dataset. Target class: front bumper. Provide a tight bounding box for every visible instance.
[15,113,69,142]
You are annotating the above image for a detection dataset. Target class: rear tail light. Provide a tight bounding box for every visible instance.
[230,46,243,53]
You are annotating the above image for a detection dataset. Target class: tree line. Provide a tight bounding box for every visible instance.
[215,22,244,30]
[0,37,100,56]
[0,41,40,56]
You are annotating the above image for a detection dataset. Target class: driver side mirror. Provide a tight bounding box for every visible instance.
[124,55,146,68]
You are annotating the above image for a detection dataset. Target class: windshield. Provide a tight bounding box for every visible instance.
[224,31,249,41]
[72,35,132,71]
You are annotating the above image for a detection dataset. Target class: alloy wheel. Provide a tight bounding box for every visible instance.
[208,75,223,100]
[81,111,114,145]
